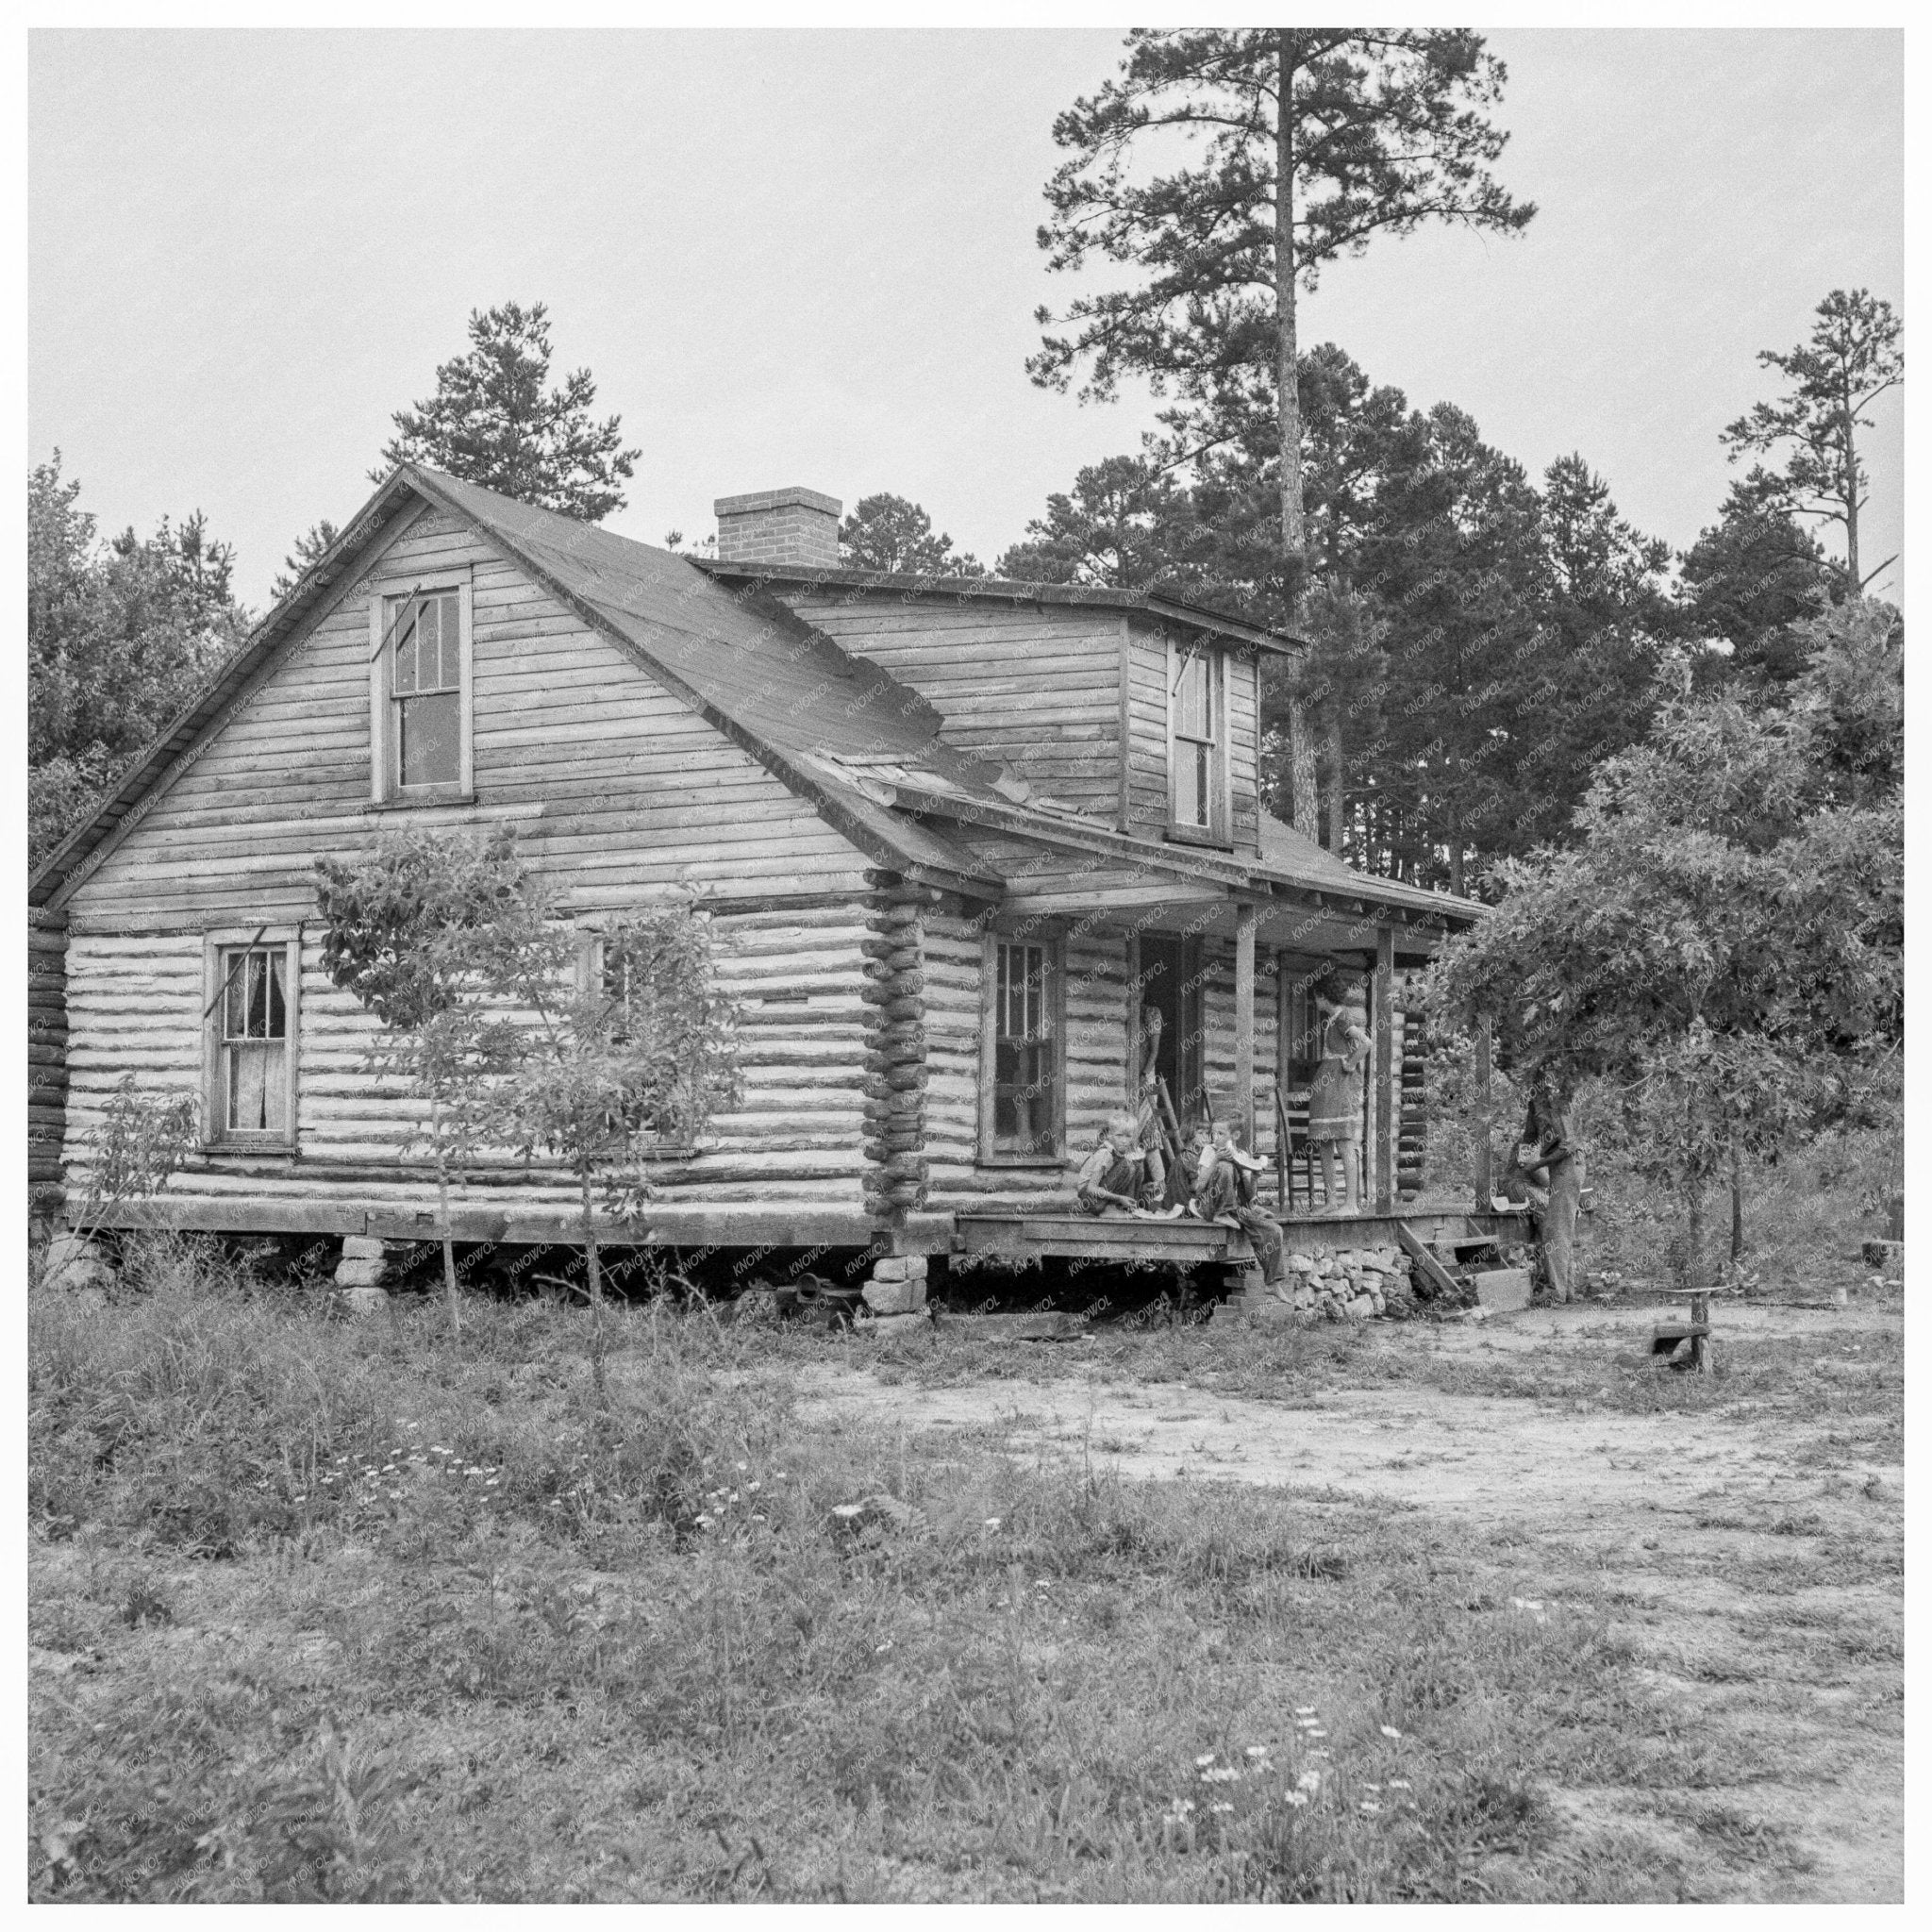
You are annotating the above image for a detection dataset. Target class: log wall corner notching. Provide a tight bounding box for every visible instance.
[859,872,932,1223]
[28,908,69,1220]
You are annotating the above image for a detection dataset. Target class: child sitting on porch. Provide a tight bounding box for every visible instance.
[1191,1115,1287,1291]
[1076,1113,1167,1215]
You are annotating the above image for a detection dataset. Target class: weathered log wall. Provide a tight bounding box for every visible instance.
[53,506,891,1226]
[920,914,1282,1215]
[29,908,68,1220]
[59,905,875,1214]
[1396,974,1429,1203]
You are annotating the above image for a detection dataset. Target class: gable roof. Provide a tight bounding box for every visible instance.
[31,463,1474,935]
[30,465,1048,906]
[693,558,1304,656]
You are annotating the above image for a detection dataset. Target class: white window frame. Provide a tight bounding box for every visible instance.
[202,924,302,1150]
[1166,635,1230,844]
[368,567,475,806]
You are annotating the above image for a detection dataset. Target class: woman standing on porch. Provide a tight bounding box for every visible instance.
[1308,970,1370,1215]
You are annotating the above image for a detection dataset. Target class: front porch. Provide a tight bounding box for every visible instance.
[954,1204,1530,1269]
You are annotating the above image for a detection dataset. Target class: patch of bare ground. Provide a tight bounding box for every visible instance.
[790,1292,1905,1900]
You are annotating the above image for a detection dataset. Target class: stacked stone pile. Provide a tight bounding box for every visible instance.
[1281,1244,1416,1322]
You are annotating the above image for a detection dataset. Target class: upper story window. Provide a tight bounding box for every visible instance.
[1169,640,1225,840]
[204,930,300,1147]
[369,573,473,804]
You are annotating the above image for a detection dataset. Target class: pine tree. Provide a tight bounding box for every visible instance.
[993,456,1198,588]
[1721,288,1903,593]
[270,519,341,602]
[838,494,984,576]
[1029,30,1533,832]
[378,300,639,521]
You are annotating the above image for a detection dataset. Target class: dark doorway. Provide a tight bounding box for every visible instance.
[1136,934,1205,1129]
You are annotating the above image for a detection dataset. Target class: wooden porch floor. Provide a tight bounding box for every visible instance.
[953,1202,1528,1265]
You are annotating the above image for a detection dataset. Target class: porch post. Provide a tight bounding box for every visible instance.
[1234,903,1257,1150]
[1374,924,1396,1213]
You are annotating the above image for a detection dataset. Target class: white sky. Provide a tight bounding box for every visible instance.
[28,27,1905,612]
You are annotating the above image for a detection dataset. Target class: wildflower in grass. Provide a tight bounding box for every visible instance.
[983,1517,1001,1529]
[1359,1801,1381,1816]
[1293,1706,1316,1717]
[1389,1779,1411,1790]
[1244,1745,1270,1760]
[1296,1771,1322,1795]
[1379,1724,1402,1740]
[1306,1728,1327,1739]
[1211,1802,1234,1815]
[1307,1750,1330,1760]
[1287,1790,1309,1808]
[1363,1782,1381,1792]
[735,1461,748,1473]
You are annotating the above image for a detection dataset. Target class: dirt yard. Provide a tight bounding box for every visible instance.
[791,1297,1906,1903]
[29,1246,1905,1903]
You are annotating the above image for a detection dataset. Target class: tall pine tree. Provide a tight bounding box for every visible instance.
[379,301,639,521]
[1029,30,1533,832]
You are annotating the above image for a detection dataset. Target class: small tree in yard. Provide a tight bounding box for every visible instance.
[49,1076,198,1284]
[315,827,530,1333]
[1425,600,1901,1294]
[472,890,742,1330]
[316,827,741,1350]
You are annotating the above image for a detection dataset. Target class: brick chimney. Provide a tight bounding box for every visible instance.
[713,486,842,569]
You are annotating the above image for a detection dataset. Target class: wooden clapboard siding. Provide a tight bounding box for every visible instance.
[61,903,875,1216]
[65,509,871,929]
[779,594,1127,819]
[1124,625,1260,853]
[1124,628,1170,835]
[1228,650,1260,853]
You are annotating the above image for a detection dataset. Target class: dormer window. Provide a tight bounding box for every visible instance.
[369,571,474,805]
[1168,640,1226,841]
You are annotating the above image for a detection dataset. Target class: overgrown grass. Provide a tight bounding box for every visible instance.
[28,1235,1898,1902]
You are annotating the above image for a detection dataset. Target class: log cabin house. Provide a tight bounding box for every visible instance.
[29,464,1515,1306]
